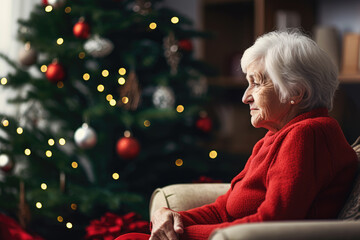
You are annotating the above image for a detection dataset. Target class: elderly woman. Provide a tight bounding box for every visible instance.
[116,30,358,240]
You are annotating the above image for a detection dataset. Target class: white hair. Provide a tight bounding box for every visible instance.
[241,29,339,111]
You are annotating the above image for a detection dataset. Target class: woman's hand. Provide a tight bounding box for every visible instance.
[149,207,184,240]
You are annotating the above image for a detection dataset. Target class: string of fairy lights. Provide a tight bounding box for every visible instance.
[0,3,219,231]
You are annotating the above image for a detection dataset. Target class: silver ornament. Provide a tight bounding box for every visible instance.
[84,35,114,58]
[152,86,175,109]
[188,77,208,97]
[74,123,97,149]
[47,0,66,8]
[19,42,38,66]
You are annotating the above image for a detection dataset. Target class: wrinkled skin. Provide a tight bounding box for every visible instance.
[149,207,184,240]
[242,61,301,132]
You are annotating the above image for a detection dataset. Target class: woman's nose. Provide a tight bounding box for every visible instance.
[242,88,253,104]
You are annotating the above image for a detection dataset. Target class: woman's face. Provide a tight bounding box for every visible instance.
[242,61,294,132]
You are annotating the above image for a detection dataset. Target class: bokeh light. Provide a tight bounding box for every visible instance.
[41,183,47,190]
[149,22,157,30]
[118,68,126,75]
[71,162,78,169]
[176,105,184,113]
[59,138,66,145]
[171,16,179,24]
[83,73,90,81]
[175,159,183,166]
[209,150,218,159]
[112,172,119,180]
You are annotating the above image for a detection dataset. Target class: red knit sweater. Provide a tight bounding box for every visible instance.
[178,108,358,240]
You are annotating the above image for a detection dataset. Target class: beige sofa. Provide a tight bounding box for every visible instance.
[149,138,360,240]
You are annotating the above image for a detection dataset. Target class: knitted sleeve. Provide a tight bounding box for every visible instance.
[177,187,232,226]
[178,124,324,240]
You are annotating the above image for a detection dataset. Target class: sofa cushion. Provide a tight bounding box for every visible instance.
[338,137,360,220]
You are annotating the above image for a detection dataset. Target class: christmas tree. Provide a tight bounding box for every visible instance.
[0,0,241,239]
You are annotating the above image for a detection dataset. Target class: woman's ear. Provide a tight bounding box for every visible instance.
[292,88,305,105]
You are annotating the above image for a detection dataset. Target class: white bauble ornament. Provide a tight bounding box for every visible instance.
[152,86,175,109]
[74,123,97,149]
[19,42,38,66]
[0,154,14,172]
[84,35,114,58]
[48,0,66,8]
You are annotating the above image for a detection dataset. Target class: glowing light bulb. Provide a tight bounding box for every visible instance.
[36,202,42,209]
[171,17,179,24]
[209,150,217,159]
[176,105,184,113]
[175,159,183,166]
[45,5,53,12]
[83,73,90,81]
[71,161,78,168]
[24,149,31,156]
[97,84,105,92]
[102,70,109,77]
[122,97,129,104]
[118,77,125,85]
[57,216,63,222]
[144,120,150,127]
[149,22,157,30]
[1,77,7,85]
[118,68,126,75]
[65,7,71,13]
[41,183,47,190]
[59,138,66,145]
[40,65,47,73]
[16,127,23,134]
[106,94,113,101]
[2,119,9,127]
[109,99,116,106]
[112,172,119,180]
[57,38,64,45]
[48,138,55,146]
[46,150,52,157]
[70,203,77,210]
[66,222,73,229]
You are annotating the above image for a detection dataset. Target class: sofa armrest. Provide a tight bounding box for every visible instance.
[149,183,230,219]
[210,220,360,240]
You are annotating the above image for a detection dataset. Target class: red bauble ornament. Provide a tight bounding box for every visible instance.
[116,137,140,159]
[73,18,90,39]
[178,39,193,52]
[46,61,65,83]
[196,116,212,133]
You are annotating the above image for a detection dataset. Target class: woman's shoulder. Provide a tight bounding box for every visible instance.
[290,114,339,132]
[278,113,344,145]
